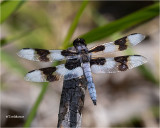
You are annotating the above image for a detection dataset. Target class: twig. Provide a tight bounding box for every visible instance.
[57,76,87,128]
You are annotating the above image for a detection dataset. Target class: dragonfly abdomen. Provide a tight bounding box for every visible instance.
[82,62,97,105]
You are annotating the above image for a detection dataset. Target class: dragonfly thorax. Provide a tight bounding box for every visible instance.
[73,38,91,63]
[80,52,91,63]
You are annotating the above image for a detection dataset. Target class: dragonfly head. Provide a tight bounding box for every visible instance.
[73,38,86,47]
[73,38,87,52]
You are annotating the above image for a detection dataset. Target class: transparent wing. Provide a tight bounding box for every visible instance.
[17,48,77,62]
[25,62,83,82]
[90,55,147,73]
[89,33,145,53]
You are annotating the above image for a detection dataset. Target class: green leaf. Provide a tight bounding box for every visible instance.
[80,3,159,43]
[62,0,88,49]
[1,50,27,75]
[1,29,33,47]
[24,83,49,127]
[0,0,26,24]
[138,65,159,84]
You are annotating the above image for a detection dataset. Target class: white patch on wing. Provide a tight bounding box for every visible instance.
[91,55,147,74]
[25,70,45,82]
[128,33,145,46]
[56,64,83,80]
[128,55,147,69]
[17,49,35,60]
[49,50,65,61]
[91,65,101,73]
[91,58,116,73]
[55,64,67,76]
[104,42,118,53]
[105,58,116,69]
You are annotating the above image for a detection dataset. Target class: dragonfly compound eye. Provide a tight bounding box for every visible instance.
[73,38,86,47]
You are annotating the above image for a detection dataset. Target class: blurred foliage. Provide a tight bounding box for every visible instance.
[125,49,159,84]
[24,83,48,127]
[138,65,159,84]
[112,106,159,127]
[80,2,159,44]
[112,116,144,127]
[1,29,32,46]
[62,1,88,49]
[0,0,26,24]
[1,1,159,127]
[152,106,159,118]
[1,50,27,75]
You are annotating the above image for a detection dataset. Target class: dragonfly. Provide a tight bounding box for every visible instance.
[17,33,147,105]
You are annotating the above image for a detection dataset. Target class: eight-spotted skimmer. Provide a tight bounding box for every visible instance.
[17,33,147,105]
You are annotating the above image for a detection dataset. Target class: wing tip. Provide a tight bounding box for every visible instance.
[128,33,145,45]
[129,55,148,69]
[24,75,32,82]
[17,50,23,57]
[131,33,146,39]
[24,70,45,82]
[24,73,34,82]
[141,56,148,64]
[133,55,148,63]
[17,48,35,60]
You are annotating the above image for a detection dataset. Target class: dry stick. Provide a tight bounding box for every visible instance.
[57,76,87,128]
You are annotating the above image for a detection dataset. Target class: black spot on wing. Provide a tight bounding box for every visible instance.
[131,33,138,35]
[65,59,81,70]
[133,55,141,57]
[28,70,35,73]
[114,36,128,51]
[40,67,56,74]
[114,56,128,63]
[35,49,50,62]
[61,50,77,56]
[118,64,128,71]
[114,56,129,71]
[40,67,58,82]
[90,57,106,65]
[22,48,30,50]
[89,45,105,53]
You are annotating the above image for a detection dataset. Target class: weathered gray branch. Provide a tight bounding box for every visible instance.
[57,77,87,128]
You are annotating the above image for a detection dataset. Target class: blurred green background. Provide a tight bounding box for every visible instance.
[1,1,159,127]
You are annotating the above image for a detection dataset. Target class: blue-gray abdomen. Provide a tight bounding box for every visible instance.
[82,63,97,105]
